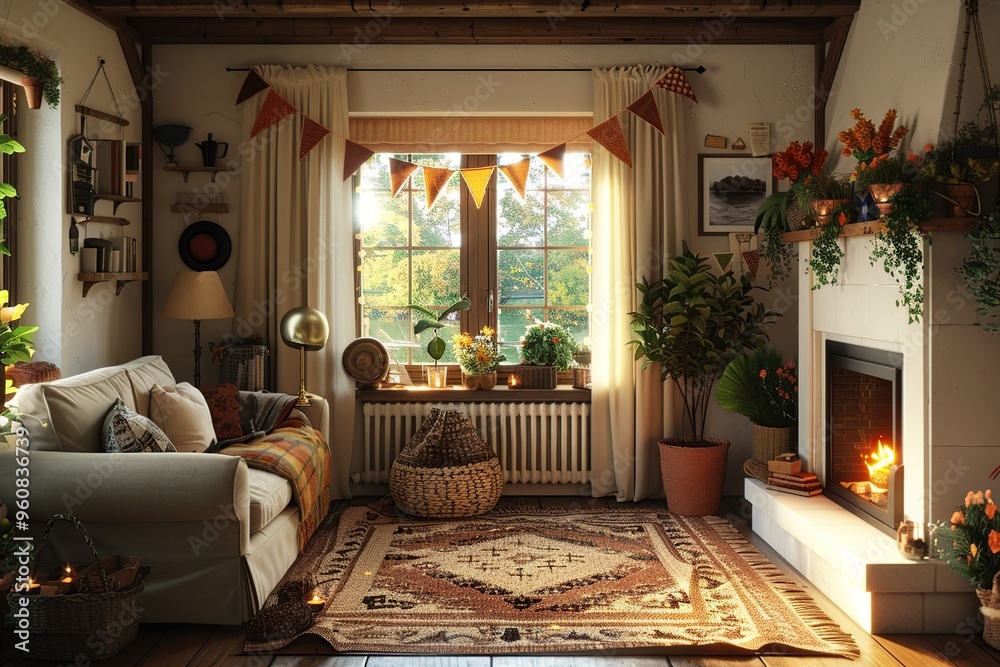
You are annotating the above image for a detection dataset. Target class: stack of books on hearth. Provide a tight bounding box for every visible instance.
[766,470,822,497]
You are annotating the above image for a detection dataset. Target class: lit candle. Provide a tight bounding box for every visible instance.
[26,578,40,594]
[306,592,326,614]
[508,375,518,388]
[60,565,73,584]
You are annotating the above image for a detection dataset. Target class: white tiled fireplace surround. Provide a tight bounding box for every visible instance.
[747,231,1000,633]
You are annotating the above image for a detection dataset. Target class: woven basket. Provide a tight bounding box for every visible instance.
[658,437,730,516]
[389,408,503,518]
[509,365,557,389]
[7,514,143,662]
[786,200,809,231]
[751,424,794,463]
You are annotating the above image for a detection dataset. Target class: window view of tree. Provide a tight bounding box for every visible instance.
[356,152,591,367]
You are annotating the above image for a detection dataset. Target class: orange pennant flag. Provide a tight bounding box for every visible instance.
[249,90,297,139]
[389,157,419,197]
[654,66,698,103]
[498,158,531,200]
[626,89,665,135]
[299,115,331,159]
[423,166,455,210]
[235,68,270,106]
[587,116,632,168]
[459,166,496,209]
[342,139,375,180]
[537,144,566,180]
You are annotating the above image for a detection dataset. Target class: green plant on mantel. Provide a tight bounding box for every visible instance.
[958,210,1000,332]
[869,187,934,323]
[809,204,853,288]
[757,211,795,286]
[0,45,61,108]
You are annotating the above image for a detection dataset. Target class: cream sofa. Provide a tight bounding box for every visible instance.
[0,356,327,625]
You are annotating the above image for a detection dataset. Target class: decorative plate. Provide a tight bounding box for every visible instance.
[178,220,232,271]
[342,337,390,387]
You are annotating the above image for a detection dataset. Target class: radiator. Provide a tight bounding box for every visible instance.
[361,402,591,485]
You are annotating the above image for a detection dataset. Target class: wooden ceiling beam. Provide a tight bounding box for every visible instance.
[65,0,144,42]
[87,0,861,19]
[126,16,831,45]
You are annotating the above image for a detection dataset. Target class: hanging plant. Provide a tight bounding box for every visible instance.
[809,206,852,288]
[758,215,795,285]
[958,210,1000,332]
[869,187,933,323]
[0,44,61,108]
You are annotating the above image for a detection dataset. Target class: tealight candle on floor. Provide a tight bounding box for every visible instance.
[307,592,326,614]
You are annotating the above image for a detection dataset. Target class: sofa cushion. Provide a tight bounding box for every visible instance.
[149,383,216,453]
[102,398,177,453]
[125,356,176,417]
[246,468,293,533]
[200,383,243,441]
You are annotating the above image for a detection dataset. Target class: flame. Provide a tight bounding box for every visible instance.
[866,438,895,485]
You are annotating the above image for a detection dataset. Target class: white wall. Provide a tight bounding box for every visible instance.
[16,3,143,376]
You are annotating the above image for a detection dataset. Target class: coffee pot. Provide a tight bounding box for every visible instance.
[196,133,229,167]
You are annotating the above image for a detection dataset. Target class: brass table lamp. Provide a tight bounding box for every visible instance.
[280,307,329,406]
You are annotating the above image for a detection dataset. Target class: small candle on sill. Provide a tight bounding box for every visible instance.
[26,578,40,594]
[508,375,518,388]
[61,564,73,584]
[307,592,326,614]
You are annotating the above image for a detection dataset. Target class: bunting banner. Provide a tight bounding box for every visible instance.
[498,158,531,200]
[713,252,735,272]
[423,166,455,209]
[389,158,419,197]
[626,89,665,135]
[459,166,496,209]
[235,68,269,105]
[587,116,632,168]
[742,250,760,280]
[343,139,376,180]
[537,144,566,181]
[654,66,698,104]
[299,115,331,159]
[249,90,297,139]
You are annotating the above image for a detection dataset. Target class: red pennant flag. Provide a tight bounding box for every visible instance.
[654,66,698,103]
[626,89,665,135]
[423,166,455,210]
[389,158,419,197]
[587,116,632,168]
[235,68,270,106]
[249,90,297,139]
[742,250,760,280]
[537,144,566,180]
[299,115,331,159]
[342,139,375,180]
[498,158,531,200]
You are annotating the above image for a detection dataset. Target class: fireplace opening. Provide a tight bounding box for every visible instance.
[825,341,903,534]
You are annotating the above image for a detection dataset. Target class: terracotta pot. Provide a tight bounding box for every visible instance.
[20,75,42,110]
[868,183,907,216]
[461,371,496,390]
[810,199,851,226]
[658,437,730,516]
[943,183,980,217]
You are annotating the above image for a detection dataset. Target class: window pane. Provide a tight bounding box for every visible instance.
[497,307,533,359]
[546,190,589,246]
[498,249,544,307]
[412,249,461,306]
[547,309,590,350]
[361,249,408,307]
[547,249,589,306]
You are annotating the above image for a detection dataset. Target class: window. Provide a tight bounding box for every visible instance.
[356,152,591,368]
[0,82,16,299]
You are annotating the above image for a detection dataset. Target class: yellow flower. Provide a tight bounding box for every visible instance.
[480,326,494,337]
[971,542,979,558]
[453,332,473,348]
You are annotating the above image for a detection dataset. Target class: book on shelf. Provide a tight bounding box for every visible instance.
[767,476,821,491]
[770,471,819,484]
[767,484,822,497]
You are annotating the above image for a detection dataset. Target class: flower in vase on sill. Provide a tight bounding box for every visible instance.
[453,326,505,375]
[932,489,1000,590]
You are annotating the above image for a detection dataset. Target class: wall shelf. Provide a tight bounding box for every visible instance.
[92,194,142,214]
[72,214,131,226]
[77,272,148,297]
[781,217,977,243]
[163,165,232,183]
[170,203,229,214]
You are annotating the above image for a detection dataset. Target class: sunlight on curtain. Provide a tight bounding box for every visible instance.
[590,65,688,501]
[236,64,355,499]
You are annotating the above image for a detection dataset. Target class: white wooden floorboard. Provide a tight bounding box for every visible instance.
[271,657,368,667]
[493,657,669,666]
[366,658,491,667]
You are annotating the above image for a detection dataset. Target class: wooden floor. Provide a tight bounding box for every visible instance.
[3,495,999,666]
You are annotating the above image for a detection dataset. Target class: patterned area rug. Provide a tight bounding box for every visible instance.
[248,502,859,658]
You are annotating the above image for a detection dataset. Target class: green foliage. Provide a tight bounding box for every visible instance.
[519,320,577,370]
[958,210,1000,331]
[855,153,922,191]
[628,243,777,445]
[0,45,61,108]
[809,208,849,288]
[869,187,933,323]
[932,491,1000,590]
[923,141,997,185]
[795,171,854,213]
[753,190,790,235]
[716,346,797,428]
[454,327,506,375]
[0,115,23,257]
[407,297,470,365]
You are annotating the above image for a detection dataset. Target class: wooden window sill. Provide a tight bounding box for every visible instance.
[357,385,591,403]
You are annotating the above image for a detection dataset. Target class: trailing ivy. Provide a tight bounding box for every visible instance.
[808,205,852,288]
[958,210,1000,332]
[869,187,933,323]
[759,219,794,285]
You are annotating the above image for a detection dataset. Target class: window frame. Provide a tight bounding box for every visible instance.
[1,82,17,302]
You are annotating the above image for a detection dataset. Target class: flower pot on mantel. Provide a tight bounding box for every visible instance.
[868,183,907,217]
[810,199,851,226]
[943,183,981,218]
[461,371,496,391]
[658,437,730,516]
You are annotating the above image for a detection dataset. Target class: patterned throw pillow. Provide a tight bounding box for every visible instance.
[199,383,243,441]
[102,398,176,453]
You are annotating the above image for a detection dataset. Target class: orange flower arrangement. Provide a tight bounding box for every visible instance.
[772,140,828,183]
[838,108,909,164]
[934,489,1000,589]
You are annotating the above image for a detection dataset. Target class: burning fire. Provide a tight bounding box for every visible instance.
[865,438,895,487]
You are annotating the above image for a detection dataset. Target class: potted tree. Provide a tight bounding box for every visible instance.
[629,243,776,515]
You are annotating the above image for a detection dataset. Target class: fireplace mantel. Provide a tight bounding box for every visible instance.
[780,216,975,243]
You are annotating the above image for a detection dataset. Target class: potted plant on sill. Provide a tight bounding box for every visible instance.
[628,243,777,516]
[453,326,505,390]
[513,320,577,389]
[408,297,470,388]
[0,44,62,109]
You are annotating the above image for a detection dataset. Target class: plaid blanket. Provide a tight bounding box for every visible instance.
[221,425,331,549]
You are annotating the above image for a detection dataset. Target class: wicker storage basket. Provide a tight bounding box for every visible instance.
[7,514,143,662]
[751,424,794,463]
[658,437,730,516]
[509,365,557,389]
[389,408,503,518]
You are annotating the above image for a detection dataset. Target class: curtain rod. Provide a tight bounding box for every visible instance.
[225,66,707,73]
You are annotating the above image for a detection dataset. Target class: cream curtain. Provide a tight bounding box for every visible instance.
[235,64,355,499]
[590,65,689,501]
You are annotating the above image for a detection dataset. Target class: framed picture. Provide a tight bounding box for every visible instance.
[698,154,774,235]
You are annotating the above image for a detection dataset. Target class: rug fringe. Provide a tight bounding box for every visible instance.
[703,516,861,661]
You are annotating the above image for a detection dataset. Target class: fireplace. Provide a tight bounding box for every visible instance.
[824,341,903,534]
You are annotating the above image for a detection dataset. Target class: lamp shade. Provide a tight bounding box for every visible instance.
[280,307,329,351]
[161,271,234,321]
